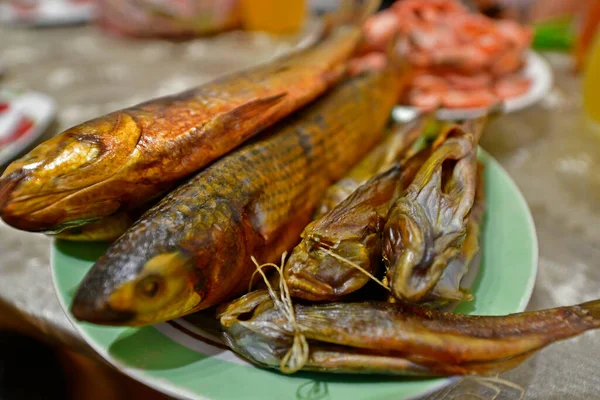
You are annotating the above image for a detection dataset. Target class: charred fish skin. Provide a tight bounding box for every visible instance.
[0,27,361,233]
[71,68,402,326]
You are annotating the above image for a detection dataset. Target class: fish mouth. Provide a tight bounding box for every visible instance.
[286,271,336,301]
[0,168,80,231]
[71,301,136,325]
[0,169,27,213]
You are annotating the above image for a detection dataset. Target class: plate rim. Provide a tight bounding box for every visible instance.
[50,149,538,400]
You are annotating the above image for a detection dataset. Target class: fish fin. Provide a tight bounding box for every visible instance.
[207,93,288,144]
[226,92,288,124]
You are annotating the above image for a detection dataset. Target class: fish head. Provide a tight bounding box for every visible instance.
[284,233,379,301]
[0,113,142,232]
[383,127,477,302]
[72,249,206,326]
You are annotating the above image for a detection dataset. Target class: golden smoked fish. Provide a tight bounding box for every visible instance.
[0,27,361,233]
[70,68,401,326]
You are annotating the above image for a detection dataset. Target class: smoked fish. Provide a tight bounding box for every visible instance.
[382,124,481,302]
[283,123,450,302]
[0,27,361,233]
[220,289,600,375]
[71,68,401,326]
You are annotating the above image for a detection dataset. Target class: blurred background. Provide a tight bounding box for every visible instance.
[0,0,599,399]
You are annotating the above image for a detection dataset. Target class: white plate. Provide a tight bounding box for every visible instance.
[0,90,56,166]
[393,51,553,122]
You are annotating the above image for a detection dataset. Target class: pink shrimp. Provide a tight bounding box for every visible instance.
[362,10,399,53]
[496,20,533,50]
[409,89,443,111]
[412,74,449,92]
[451,14,497,43]
[393,0,467,17]
[442,89,498,109]
[348,52,388,76]
[445,73,492,90]
[408,25,458,51]
[362,0,531,111]
[431,45,489,72]
[494,76,531,100]
[490,48,526,76]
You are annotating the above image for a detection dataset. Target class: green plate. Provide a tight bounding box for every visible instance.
[51,149,538,400]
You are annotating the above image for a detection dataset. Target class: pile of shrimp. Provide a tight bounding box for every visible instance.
[353,0,533,110]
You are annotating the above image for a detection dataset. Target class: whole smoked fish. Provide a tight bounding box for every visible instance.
[220,290,600,376]
[71,68,401,326]
[0,27,360,233]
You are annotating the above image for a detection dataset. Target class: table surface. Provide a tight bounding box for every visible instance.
[1,24,599,400]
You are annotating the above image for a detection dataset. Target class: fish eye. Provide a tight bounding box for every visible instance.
[136,276,164,299]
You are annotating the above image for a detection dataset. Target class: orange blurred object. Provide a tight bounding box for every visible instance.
[240,0,306,34]
[583,32,600,122]
[575,0,600,71]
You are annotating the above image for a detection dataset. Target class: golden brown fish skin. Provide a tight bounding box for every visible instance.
[0,27,361,233]
[71,69,401,326]
[314,116,426,219]
[219,290,600,376]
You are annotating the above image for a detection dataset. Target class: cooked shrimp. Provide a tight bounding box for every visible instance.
[442,89,498,109]
[360,0,533,109]
[362,10,399,52]
[494,76,531,100]
[445,73,492,90]
[348,52,388,76]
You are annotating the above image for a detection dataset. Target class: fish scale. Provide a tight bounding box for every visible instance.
[71,68,402,326]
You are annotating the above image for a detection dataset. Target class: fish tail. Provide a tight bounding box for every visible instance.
[579,299,600,322]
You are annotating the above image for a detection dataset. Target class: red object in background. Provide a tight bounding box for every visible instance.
[96,0,240,38]
[0,103,10,114]
[12,0,39,10]
[4,0,97,26]
[11,0,39,21]
[0,116,35,147]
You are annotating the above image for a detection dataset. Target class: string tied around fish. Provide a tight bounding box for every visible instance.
[248,245,392,374]
[250,252,309,374]
[316,243,391,292]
